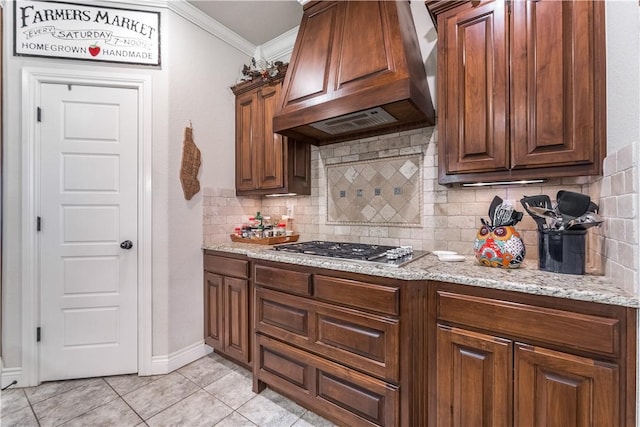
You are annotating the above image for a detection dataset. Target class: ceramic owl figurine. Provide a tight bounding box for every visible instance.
[474,225,526,268]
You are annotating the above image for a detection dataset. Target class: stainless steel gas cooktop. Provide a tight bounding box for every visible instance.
[272,241,427,267]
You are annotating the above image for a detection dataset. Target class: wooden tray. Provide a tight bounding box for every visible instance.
[230,233,299,245]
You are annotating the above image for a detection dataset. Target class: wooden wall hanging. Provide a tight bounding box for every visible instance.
[180,124,201,200]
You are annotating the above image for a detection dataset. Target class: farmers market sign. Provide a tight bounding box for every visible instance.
[14,0,161,66]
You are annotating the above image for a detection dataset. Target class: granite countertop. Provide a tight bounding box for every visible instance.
[203,242,639,308]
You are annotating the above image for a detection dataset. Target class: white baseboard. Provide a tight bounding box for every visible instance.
[149,340,208,375]
[1,343,210,384]
[1,366,23,389]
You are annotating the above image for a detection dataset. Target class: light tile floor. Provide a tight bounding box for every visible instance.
[0,352,336,427]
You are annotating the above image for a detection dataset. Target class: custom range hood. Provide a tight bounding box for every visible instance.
[273,1,435,145]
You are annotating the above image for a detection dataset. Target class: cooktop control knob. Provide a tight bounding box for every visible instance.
[386,246,414,259]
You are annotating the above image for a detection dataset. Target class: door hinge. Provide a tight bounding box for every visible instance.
[37,327,41,342]
[37,216,42,232]
[37,107,42,122]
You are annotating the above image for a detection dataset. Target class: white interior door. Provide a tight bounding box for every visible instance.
[39,83,138,381]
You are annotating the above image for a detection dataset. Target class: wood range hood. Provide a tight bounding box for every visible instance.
[273,1,435,146]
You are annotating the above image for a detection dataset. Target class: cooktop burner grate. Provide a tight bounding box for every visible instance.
[272,241,427,267]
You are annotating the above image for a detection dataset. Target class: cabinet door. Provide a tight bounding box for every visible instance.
[223,277,250,364]
[204,272,223,350]
[510,0,604,170]
[438,1,509,176]
[235,90,257,192]
[257,84,284,190]
[437,325,512,427]
[515,344,619,427]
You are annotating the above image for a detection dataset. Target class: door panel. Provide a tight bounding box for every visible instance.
[258,85,284,190]
[39,83,138,381]
[510,0,598,168]
[440,1,509,174]
[437,325,512,427]
[235,91,257,192]
[62,256,118,294]
[223,277,249,363]
[62,154,119,191]
[514,344,619,427]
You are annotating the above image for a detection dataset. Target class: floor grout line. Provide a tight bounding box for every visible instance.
[1,354,330,427]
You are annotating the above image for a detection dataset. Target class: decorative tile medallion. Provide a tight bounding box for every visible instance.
[327,155,422,226]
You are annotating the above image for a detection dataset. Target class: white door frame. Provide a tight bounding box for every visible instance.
[21,67,153,386]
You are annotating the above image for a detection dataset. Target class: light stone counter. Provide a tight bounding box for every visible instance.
[203,242,638,308]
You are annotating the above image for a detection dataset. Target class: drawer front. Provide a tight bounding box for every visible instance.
[258,290,310,339]
[256,335,399,427]
[437,291,620,357]
[314,275,399,315]
[255,288,400,382]
[204,254,249,278]
[255,264,312,296]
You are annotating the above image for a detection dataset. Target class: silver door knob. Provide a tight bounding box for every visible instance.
[120,240,133,250]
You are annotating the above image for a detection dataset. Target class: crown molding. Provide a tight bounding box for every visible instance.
[261,25,299,63]
[166,0,256,57]
[57,0,295,61]
[97,0,256,57]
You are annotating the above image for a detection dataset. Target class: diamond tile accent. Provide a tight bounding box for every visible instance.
[399,159,419,179]
[327,155,422,226]
[344,166,358,183]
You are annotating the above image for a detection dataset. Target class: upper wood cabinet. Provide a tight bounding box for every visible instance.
[232,75,311,196]
[429,0,606,185]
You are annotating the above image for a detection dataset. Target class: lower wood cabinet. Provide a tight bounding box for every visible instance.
[434,283,635,427]
[252,260,429,427]
[437,326,620,427]
[204,251,251,368]
[200,255,636,426]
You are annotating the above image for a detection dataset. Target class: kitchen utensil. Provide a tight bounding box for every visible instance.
[493,203,514,227]
[527,206,562,229]
[556,190,591,226]
[528,206,558,217]
[567,212,604,230]
[488,196,503,226]
[520,195,553,230]
[567,221,604,231]
[503,210,524,226]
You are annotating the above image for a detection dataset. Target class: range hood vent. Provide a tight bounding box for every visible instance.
[309,107,397,135]
[273,1,435,145]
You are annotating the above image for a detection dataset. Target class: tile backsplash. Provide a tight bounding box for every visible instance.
[327,155,422,225]
[588,142,638,294]
[203,129,638,294]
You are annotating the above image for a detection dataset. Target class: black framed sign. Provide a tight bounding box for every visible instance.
[14,0,160,66]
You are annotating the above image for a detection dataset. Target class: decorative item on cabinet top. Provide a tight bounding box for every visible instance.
[239,57,285,83]
[232,62,288,93]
